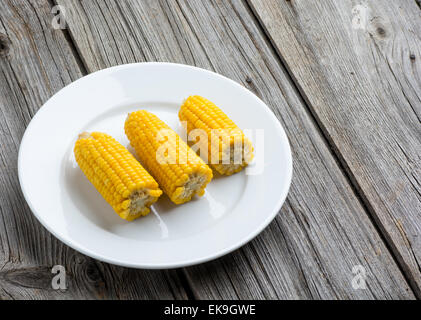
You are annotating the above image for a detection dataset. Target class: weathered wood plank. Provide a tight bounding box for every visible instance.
[0,0,187,299]
[248,0,421,296]
[56,0,415,299]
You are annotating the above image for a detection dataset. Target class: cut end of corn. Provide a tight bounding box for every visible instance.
[179,95,254,175]
[171,171,210,204]
[74,132,162,221]
[125,110,213,205]
[214,138,254,176]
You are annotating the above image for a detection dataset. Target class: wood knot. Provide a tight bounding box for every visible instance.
[0,33,10,57]
[410,54,416,61]
[246,76,253,84]
[85,262,103,283]
[376,27,386,37]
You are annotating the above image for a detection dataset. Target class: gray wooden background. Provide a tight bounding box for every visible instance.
[0,0,419,299]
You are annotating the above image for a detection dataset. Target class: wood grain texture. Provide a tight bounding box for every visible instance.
[55,0,415,299]
[0,0,187,300]
[248,0,421,296]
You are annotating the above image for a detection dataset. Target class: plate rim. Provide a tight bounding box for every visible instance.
[18,62,293,269]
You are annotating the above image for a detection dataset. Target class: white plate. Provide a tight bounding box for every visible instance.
[18,63,292,269]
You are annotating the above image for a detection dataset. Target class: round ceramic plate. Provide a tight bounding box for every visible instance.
[18,63,292,268]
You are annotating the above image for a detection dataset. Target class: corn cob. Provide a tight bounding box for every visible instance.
[74,132,162,221]
[179,95,254,175]
[125,110,213,205]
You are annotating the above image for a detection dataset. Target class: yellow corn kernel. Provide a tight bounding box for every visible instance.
[125,110,213,204]
[74,132,162,221]
[179,95,254,175]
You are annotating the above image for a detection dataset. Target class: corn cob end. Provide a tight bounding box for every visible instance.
[171,170,212,204]
[215,137,254,176]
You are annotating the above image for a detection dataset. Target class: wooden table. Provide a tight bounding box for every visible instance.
[0,0,419,300]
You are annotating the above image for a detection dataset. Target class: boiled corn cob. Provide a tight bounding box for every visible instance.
[125,110,213,205]
[179,95,254,175]
[74,132,162,221]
